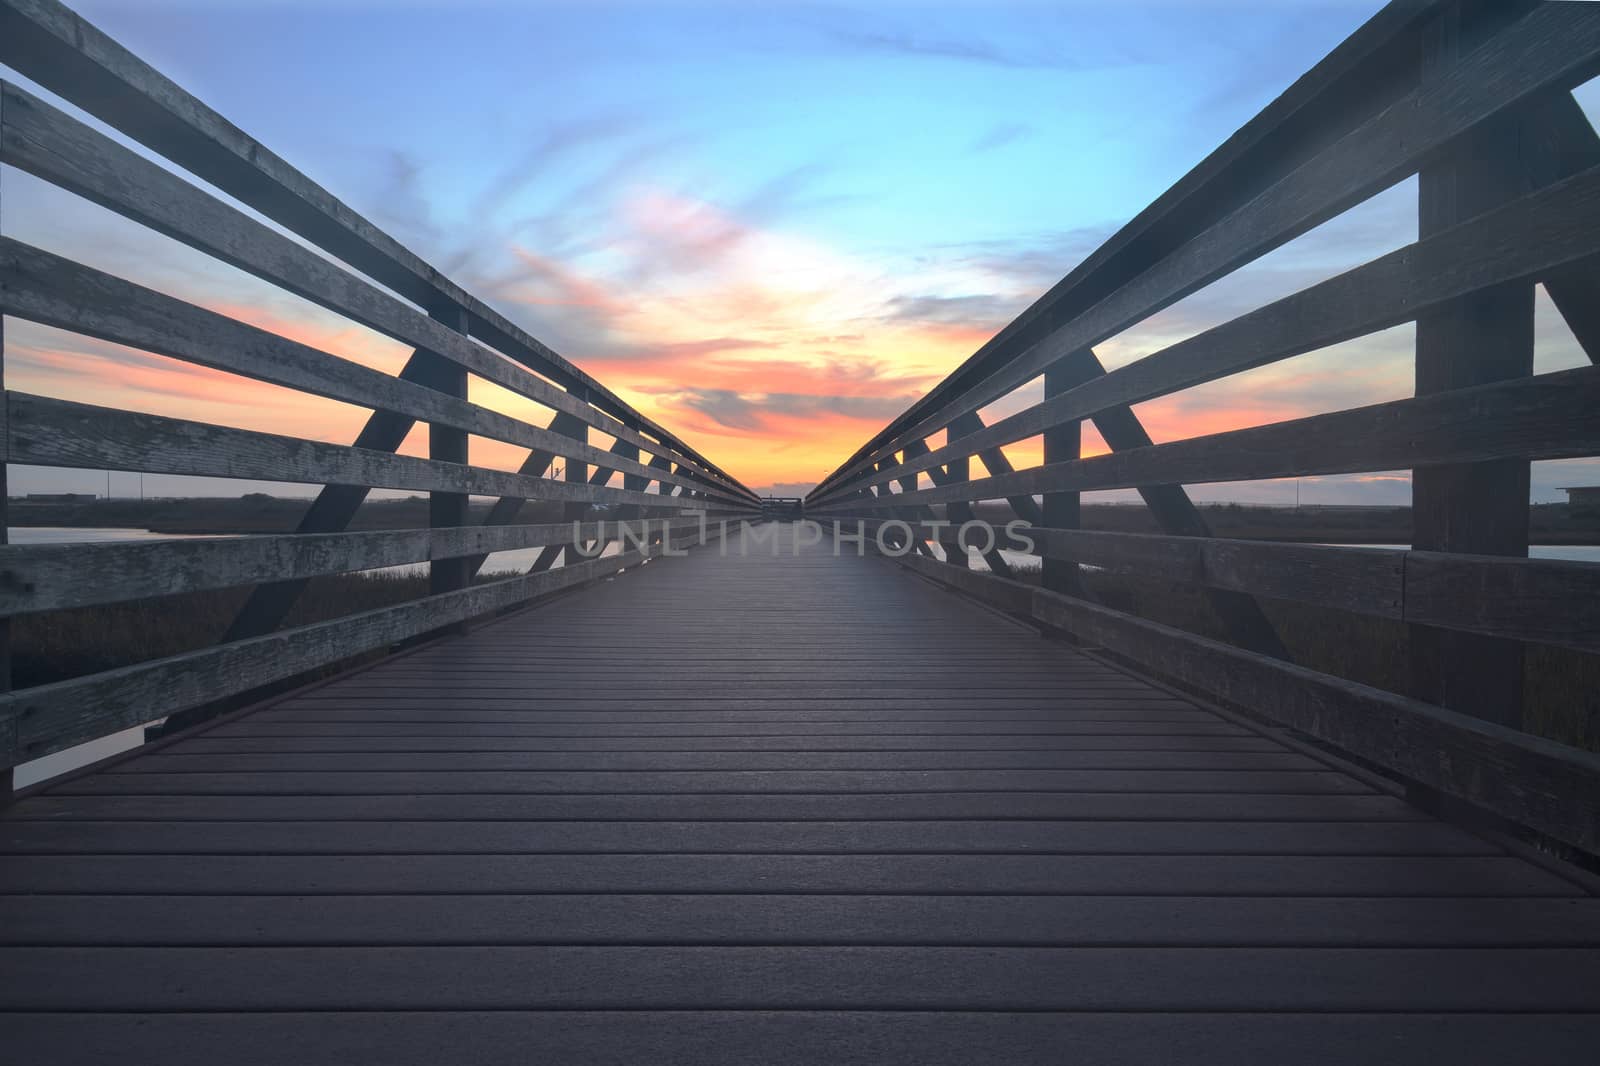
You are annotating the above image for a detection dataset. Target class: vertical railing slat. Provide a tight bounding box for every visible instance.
[1408,0,1534,730]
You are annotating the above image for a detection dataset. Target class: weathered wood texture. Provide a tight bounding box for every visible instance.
[1,523,1596,1065]
[0,519,707,616]
[1407,0,1535,730]
[842,518,1600,655]
[835,364,1600,509]
[5,392,720,511]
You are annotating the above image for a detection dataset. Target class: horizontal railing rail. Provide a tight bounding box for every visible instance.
[0,0,759,782]
[809,0,1600,854]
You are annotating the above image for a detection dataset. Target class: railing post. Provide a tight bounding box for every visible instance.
[1408,1,1533,730]
[417,305,471,607]
[560,402,590,566]
[870,457,902,553]
[939,425,970,569]
[1,313,11,799]
[530,399,591,573]
[616,441,646,535]
[1041,361,1083,595]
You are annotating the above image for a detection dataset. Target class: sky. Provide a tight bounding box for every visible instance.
[2,0,1597,504]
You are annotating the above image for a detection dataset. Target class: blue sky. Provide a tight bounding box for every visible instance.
[3,0,1596,502]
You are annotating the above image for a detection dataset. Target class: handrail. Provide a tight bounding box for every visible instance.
[810,0,1600,853]
[0,0,759,777]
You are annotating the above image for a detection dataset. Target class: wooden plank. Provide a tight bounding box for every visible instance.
[6,1012,1600,1066]
[110,750,1329,773]
[256,703,1214,718]
[0,284,9,795]
[30,894,1600,948]
[0,9,752,498]
[1520,83,1600,362]
[0,855,1568,897]
[0,819,1493,857]
[531,415,592,573]
[47,769,1375,797]
[465,409,582,579]
[204,725,1242,743]
[5,946,1599,1010]
[215,347,432,648]
[5,392,707,511]
[3,791,1429,823]
[1408,1,1535,730]
[812,1,1600,498]
[821,165,1600,501]
[0,545,671,767]
[865,520,1406,619]
[947,413,1045,527]
[420,307,470,601]
[202,721,1253,739]
[900,556,1600,852]
[1041,362,1084,594]
[1403,551,1600,653]
[844,364,1600,508]
[0,519,699,615]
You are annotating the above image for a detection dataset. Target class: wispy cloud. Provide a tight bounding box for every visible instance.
[968,122,1034,153]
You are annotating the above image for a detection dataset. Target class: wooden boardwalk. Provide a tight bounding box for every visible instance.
[3,524,1599,1063]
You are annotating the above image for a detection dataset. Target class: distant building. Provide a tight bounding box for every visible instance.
[22,492,97,503]
[1561,487,1600,516]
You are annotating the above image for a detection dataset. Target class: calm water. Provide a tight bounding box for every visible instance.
[959,541,1600,570]
[1322,543,1600,563]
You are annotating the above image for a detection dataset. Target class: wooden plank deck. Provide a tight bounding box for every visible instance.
[3,523,1599,1063]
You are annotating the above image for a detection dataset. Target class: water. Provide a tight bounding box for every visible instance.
[1320,544,1600,563]
[957,541,1600,570]
[6,525,212,545]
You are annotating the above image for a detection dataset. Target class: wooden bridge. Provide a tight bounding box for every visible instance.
[3,0,1600,1061]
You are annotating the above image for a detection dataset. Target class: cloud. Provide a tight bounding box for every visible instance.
[968,122,1035,153]
[673,388,917,434]
[882,292,1025,330]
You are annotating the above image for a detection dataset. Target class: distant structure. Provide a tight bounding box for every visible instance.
[1560,486,1600,515]
[21,492,97,503]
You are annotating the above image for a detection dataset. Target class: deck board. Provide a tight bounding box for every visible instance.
[2,523,1595,1062]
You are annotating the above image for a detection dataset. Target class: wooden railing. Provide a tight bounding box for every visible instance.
[0,0,758,785]
[809,0,1600,853]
